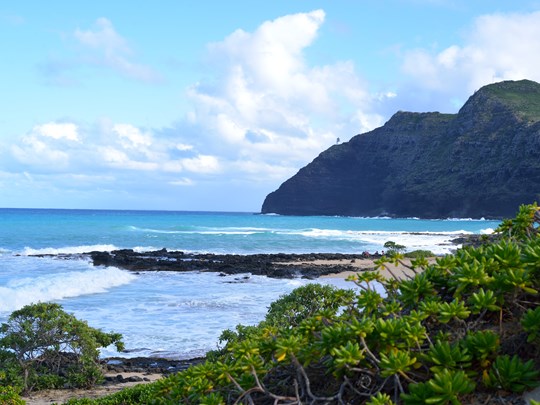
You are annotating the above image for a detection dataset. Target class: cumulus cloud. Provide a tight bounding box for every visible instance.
[10,123,80,169]
[11,137,70,169]
[401,11,540,105]
[35,122,80,141]
[186,9,385,173]
[181,155,220,174]
[113,124,153,150]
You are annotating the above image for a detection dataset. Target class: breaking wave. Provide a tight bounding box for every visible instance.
[21,244,120,256]
[0,267,136,313]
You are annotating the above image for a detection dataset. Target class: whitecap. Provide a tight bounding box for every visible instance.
[22,244,119,256]
[0,267,136,313]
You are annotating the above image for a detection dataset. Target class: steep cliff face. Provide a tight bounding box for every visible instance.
[261,80,540,219]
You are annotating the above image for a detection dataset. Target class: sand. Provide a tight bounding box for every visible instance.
[286,257,433,280]
[21,371,163,405]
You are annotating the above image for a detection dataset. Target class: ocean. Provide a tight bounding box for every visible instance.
[0,208,499,360]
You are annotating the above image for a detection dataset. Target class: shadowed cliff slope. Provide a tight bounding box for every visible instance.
[261,80,540,219]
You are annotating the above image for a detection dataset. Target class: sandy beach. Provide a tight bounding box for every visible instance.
[294,257,433,280]
[21,371,163,405]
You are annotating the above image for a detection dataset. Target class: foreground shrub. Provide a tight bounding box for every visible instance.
[0,383,24,405]
[0,302,124,393]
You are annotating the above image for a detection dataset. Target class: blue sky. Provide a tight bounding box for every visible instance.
[1,1,540,212]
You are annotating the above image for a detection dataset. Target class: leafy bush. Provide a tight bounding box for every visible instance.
[404,249,434,258]
[0,302,124,393]
[401,369,475,405]
[522,306,540,342]
[0,382,24,405]
[384,240,407,254]
[211,283,355,355]
[485,355,540,392]
[64,383,157,404]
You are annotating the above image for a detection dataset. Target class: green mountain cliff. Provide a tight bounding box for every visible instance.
[261,79,540,218]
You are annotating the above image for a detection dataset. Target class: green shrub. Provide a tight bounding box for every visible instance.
[521,306,540,342]
[402,369,475,405]
[384,240,407,254]
[0,384,24,405]
[423,341,472,374]
[65,382,157,404]
[0,302,124,393]
[404,249,434,258]
[485,355,540,392]
[264,283,355,327]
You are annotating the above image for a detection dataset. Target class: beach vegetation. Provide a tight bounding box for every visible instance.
[404,249,434,258]
[0,302,124,394]
[0,370,24,405]
[522,306,540,342]
[64,204,540,404]
[485,354,539,393]
[383,240,407,254]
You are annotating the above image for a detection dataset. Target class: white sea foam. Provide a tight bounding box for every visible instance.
[132,246,162,252]
[130,225,271,235]
[0,267,136,313]
[480,228,495,234]
[22,244,119,256]
[445,217,487,221]
[295,229,472,254]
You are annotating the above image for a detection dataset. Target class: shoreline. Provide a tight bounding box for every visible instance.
[82,249,434,279]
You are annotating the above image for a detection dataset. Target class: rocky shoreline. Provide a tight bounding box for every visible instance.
[103,356,205,381]
[87,249,383,279]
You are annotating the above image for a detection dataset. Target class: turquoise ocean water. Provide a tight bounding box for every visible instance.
[0,208,500,359]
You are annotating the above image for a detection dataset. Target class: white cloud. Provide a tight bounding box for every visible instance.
[11,136,70,169]
[402,11,540,95]
[176,143,193,151]
[169,178,194,186]
[34,122,79,141]
[113,124,152,148]
[101,146,159,171]
[181,155,220,174]
[73,18,160,82]
[75,17,129,53]
[187,9,384,176]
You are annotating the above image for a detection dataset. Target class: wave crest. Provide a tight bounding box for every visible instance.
[22,244,119,256]
[0,267,136,313]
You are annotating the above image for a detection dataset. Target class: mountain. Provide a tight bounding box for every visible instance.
[261,80,540,219]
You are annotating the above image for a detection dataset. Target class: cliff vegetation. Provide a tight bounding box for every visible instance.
[262,80,540,219]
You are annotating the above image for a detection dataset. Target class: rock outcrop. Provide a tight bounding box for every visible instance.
[261,80,540,219]
[86,249,377,279]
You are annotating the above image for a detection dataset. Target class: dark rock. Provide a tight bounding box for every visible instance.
[104,356,205,375]
[261,80,540,219]
[86,250,374,279]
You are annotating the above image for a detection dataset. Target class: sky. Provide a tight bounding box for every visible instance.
[1,1,540,212]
